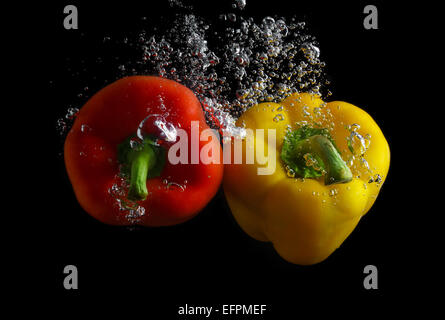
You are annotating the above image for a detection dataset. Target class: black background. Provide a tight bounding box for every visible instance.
[28,0,425,314]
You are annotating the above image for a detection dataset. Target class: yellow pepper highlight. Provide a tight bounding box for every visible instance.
[223,93,390,265]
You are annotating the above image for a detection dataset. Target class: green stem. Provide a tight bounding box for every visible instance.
[117,135,166,201]
[127,145,156,201]
[299,135,352,185]
[118,136,166,202]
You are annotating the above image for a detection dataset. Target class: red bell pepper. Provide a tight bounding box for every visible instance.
[64,76,223,226]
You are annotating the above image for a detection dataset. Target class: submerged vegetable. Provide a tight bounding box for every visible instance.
[65,76,223,226]
[223,92,390,265]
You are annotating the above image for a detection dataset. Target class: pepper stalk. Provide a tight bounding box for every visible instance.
[281,126,352,185]
[117,136,166,201]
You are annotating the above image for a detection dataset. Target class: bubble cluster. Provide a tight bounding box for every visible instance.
[168,0,192,10]
[134,11,328,138]
[57,6,329,140]
[216,15,326,114]
[345,123,383,187]
[304,153,323,172]
[108,175,146,224]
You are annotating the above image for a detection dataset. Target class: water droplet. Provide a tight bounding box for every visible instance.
[65,107,79,120]
[80,124,92,133]
[167,182,186,192]
[273,114,285,122]
[228,13,237,22]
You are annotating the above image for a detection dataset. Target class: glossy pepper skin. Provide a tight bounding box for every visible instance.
[65,76,223,226]
[223,93,390,265]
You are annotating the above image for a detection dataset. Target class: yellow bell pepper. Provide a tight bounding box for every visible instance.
[223,93,390,265]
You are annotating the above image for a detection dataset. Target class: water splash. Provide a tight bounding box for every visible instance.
[136,12,327,138]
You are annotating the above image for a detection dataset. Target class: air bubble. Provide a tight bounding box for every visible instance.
[233,0,246,10]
